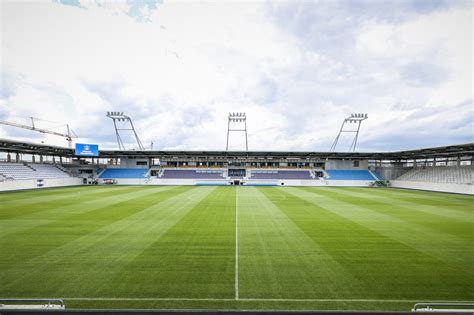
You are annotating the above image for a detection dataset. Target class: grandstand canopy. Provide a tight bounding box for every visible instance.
[0,138,473,161]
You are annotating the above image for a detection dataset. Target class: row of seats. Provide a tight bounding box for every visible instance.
[325,170,378,180]
[0,163,71,180]
[250,170,313,180]
[161,169,224,179]
[396,166,473,184]
[99,168,148,179]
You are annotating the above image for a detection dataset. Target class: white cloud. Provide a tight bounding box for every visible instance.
[0,0,472,151]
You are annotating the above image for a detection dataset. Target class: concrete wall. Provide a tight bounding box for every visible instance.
[390,180,473,195]
[326,180,374,186]
[120,157,149,168]
[0,178,83,192]
[325,160,368,170]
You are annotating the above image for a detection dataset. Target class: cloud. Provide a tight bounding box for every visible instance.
[0,0,472,151]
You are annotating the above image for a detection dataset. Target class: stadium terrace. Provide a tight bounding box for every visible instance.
[0,139,472,193]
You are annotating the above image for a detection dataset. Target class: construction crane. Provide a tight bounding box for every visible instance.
[0,117,78,148]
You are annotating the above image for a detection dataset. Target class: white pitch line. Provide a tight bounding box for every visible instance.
[235,186,239,301]
[56,298,473,303]
[62,298,235,301]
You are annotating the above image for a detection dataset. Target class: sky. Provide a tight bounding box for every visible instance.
[0,0,472,152]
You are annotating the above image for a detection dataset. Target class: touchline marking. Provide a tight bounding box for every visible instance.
[235,186,239,301]
[57,298,473,303]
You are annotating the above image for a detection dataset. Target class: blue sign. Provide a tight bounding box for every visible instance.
[75,143,99,157]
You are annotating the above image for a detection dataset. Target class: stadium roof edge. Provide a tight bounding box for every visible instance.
[0,138,473,160]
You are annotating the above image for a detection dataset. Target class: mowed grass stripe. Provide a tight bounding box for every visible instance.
[0,186,173,237]
[238,186,357,300]
[371,187,474,207]
[342,187,473,222]
[264,187,472,301]
[0,186,189,271]
[309,187,473,246]
[0,186,214,297]
[289,187,473,269]
[324,187,473,239]
[109,186,236,299]
[0,186,143,219]
[0,185,93,202]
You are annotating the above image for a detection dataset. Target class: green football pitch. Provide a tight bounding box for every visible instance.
[0,185,472,311]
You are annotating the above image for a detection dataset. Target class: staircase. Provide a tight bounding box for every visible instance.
[368,170,380,180]
[54,164,73,176]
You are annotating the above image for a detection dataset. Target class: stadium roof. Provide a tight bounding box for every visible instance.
[0,138,473,161]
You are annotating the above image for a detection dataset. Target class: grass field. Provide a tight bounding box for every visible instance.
[0,185,472,311]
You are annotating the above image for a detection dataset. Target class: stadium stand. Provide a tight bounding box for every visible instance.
[0,163,71,180]
[160,169,224,179]
[29,164,71,178]
[395,166,473,185]
[326,170,377,180]
[99,168,148,179]
[250,170,313,180]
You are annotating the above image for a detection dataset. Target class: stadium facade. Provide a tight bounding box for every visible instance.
[0,139,472,195]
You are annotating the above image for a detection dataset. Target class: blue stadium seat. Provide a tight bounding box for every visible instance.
[99,168,148,179]
[326,170,376,180]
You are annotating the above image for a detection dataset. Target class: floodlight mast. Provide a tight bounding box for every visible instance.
[226,112,248,151]
[106,112,144,150]
[330,113,368,152]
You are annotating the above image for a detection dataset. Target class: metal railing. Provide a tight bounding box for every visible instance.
[413,303,474,312]
[0,298,65,309]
